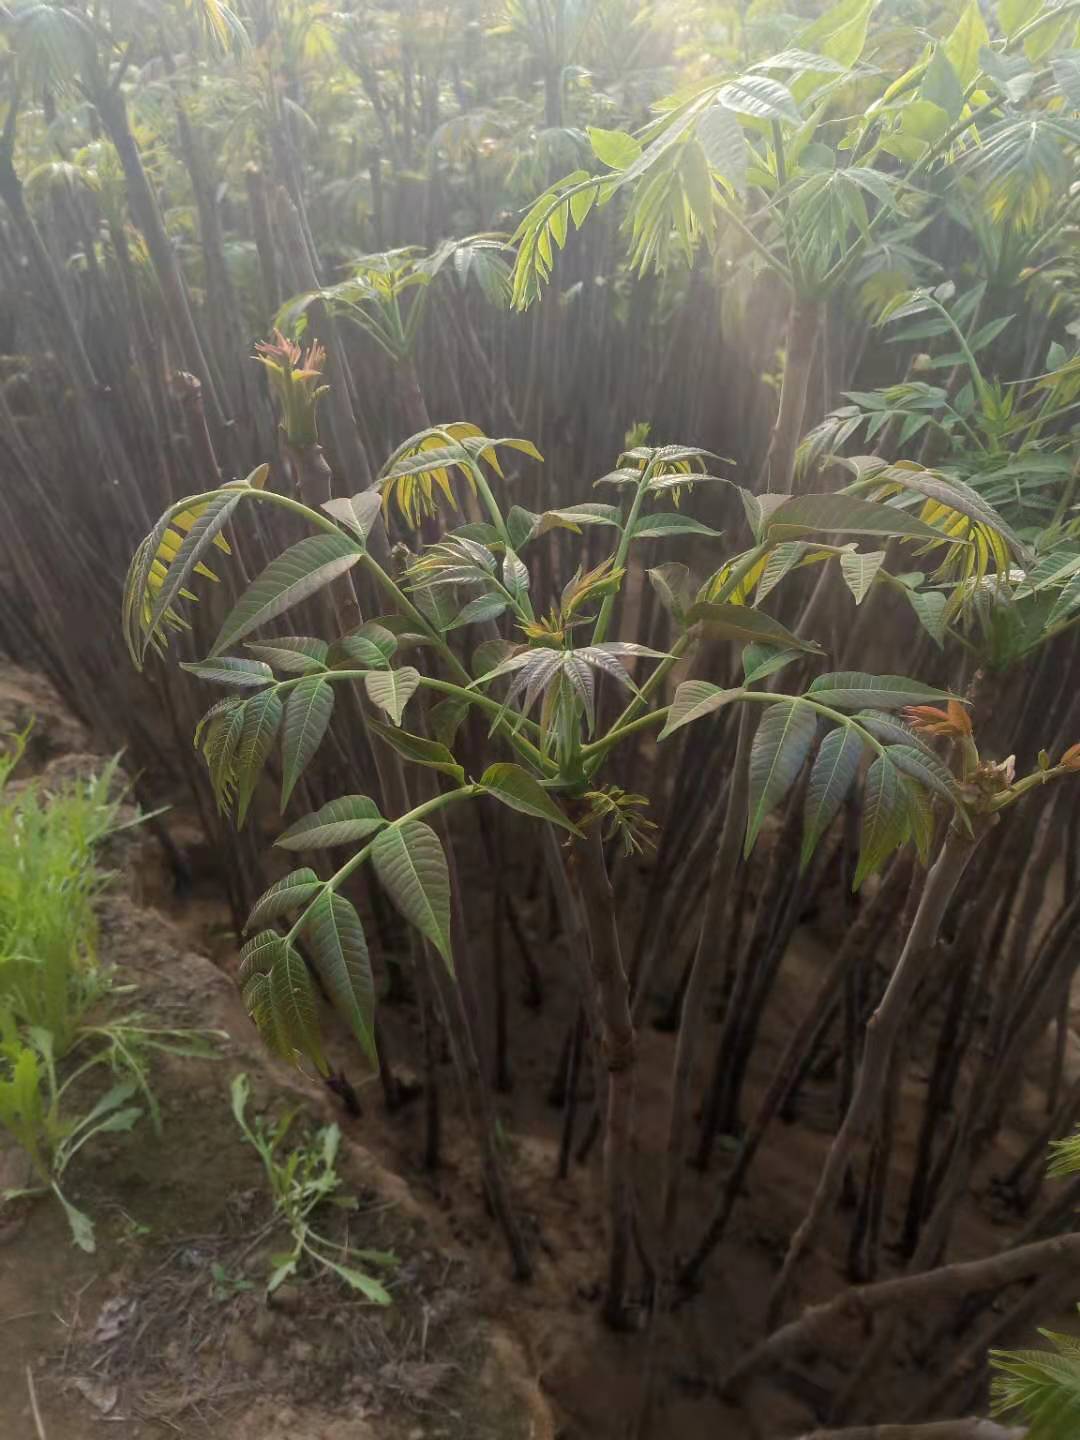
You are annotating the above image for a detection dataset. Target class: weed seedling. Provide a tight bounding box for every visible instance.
[230,1073,395,1304]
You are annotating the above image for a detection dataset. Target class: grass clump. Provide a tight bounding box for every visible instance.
[0,725,218,1249]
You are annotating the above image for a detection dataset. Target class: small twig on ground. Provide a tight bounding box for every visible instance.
[26,1365,48,1440]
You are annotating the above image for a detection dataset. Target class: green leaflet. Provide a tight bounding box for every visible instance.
[182,657,275,688]
[321,490,383,542]
[428,697,470,751]
[899,775,936,865]
[887,743,960,809]
[801,726,864,869]
[715,74,800,123]
[658,682,742,740]
[854,754,906,889]
[905,589,949,647]
[631,512,723,540]
[327,634,391,670]
[799,0,874,68]
[944,0,989,88]
[745,702,818,855]
[239,929,284,986]
[589,126,642,169]
[269,945,327,1074]
[742,644,803,685]
[807,672,958,711]
[502,548,530,600]
[246,868,322,931]
[276,795,386,850]
[209,534,360,657]
[244,637,329,674]
[304,892,376,1065]
[647,562,693,619]
[365,717,465,783]
[235,689,284,826]
[364,667,420,726]
[756,542,811,603]
[281,678,335,811]
[764,493,953,544]
[854,709,937,753]
[446,593,508,631]
[857,464,1028,560]
[371,821,454,970]
[840,549,886,604]
[686,601,822,654]
[479,764,582,834]
[202,699,246,813]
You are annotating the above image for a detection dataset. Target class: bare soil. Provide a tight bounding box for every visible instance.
[1,664,1074,1439]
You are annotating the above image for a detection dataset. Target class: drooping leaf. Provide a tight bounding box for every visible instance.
[281,678,335,810]
[304,892,376,1064]
[647,562,694,619]
[235,689,284,826]
[428,697,470,751]
[905,589,949,647]
[801,726,864,868]
[854,709,938,754]
[854,753,907,889]
[246,869,322,931]
[742,644,803,685]
[887,743,959,809]
[143,493,240,658]
[764,493,954,543]
[899,775,936,865]
[745,702,818,854]
[695,103,749,194]
[756,542,811,602]
[687,601,823,654]
[238,930,285,986]
[365,717,466,784]
[321,491,383,542]
[850,461,1030,562]
[364,667,420,726]
[807,672,958,711]
[840,549,887,604]
[269,945,327,1073]
[276,796,386,850]
[479,763,582,834]
[658,682,742,739]
[201,699,246,812]
[371,822,454,970]
[209,534,360,656]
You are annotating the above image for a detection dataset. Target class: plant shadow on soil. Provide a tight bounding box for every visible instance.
[1,663,1076,1440]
